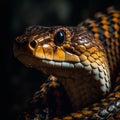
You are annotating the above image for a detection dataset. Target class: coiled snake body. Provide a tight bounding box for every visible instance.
[13,6,120,120]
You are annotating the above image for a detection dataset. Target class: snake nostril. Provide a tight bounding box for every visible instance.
[22,37,28,44]
[29,40,37,48]
[15,36,28,45]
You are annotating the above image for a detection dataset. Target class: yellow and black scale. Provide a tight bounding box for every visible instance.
[14,6,120,120]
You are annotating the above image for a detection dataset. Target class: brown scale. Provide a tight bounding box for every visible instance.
[79,6,120,78]
[14,6,120,120]
[57,7,120,119]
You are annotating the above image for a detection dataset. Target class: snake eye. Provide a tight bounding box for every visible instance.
[54,30,66,46]
[29,40,37,48]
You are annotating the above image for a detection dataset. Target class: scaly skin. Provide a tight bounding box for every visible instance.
[13,6,120,120]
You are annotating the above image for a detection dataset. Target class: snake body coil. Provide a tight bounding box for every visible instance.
[13,6,120,120]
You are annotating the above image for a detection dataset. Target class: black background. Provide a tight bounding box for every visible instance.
[2,0,120,120]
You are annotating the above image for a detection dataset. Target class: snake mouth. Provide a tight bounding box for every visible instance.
[13,39,82,71]
[14,44,86,80]
[14,50,82,70]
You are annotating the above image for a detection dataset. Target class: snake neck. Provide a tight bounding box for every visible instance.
[48,61,110,111]
[78,6,120,81]
[58,76,104,111]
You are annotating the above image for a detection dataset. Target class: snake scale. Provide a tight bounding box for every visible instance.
[13,6,120,120]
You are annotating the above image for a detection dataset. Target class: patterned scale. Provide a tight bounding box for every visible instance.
[79,6,120,77]
[15,6,120,120]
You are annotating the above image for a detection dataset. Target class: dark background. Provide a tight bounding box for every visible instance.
[3,0,119,120]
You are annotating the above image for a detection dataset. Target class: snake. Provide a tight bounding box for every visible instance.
[13,6,120,120]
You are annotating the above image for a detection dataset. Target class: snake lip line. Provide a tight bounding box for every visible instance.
[15,51,84,69]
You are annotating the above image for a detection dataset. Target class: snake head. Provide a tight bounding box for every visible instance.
[13,25,110,95]
[13,25,83,68]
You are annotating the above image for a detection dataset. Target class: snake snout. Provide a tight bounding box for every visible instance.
[15,36,28,47]
[13,35,34,58]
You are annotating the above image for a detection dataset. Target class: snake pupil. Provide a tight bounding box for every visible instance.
[54,30,65,46]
